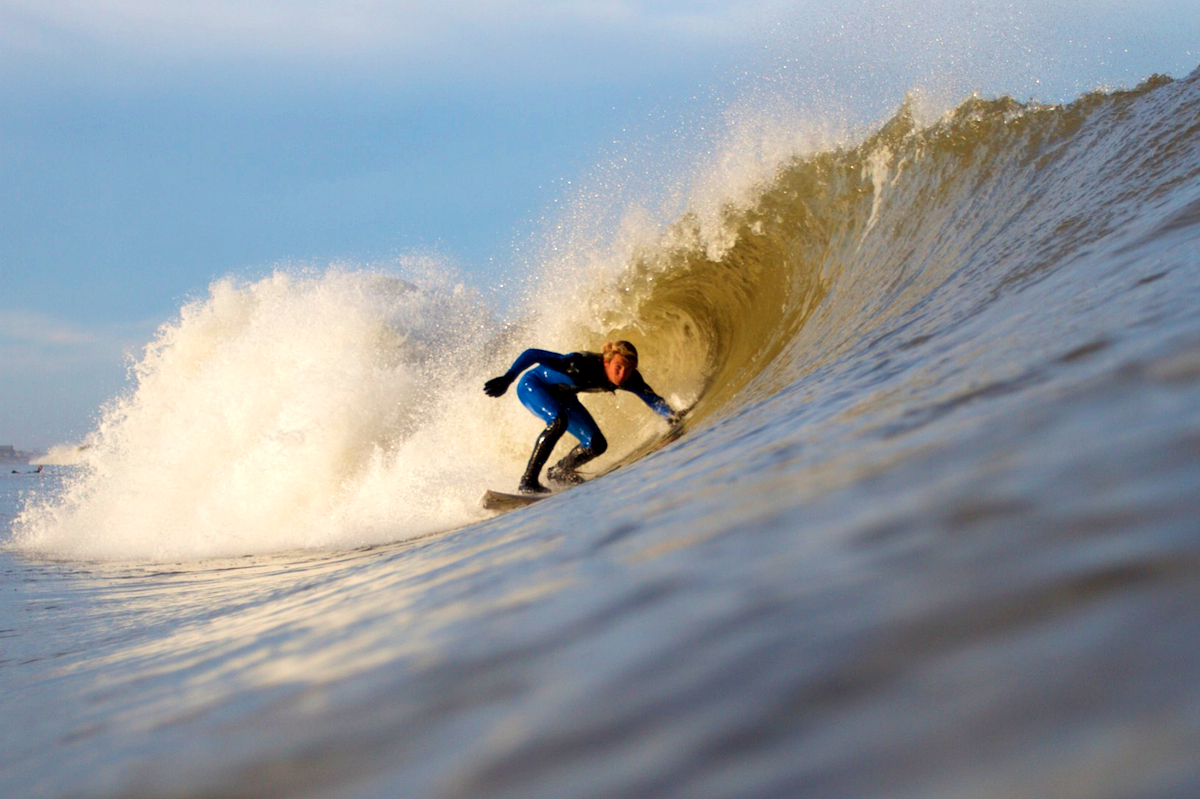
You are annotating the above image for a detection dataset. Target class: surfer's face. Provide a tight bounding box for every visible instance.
[605,354,634,387]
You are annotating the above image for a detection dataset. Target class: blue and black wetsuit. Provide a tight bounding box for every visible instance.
[484,348,675,493]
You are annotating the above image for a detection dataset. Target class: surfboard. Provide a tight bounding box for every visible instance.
[481,408,692,513]
[481,490,549,511]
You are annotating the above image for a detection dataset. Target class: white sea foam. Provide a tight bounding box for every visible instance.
[11,264,546,560]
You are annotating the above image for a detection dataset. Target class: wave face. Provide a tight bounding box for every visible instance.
[580,72,1198,416]
[4,68,1200,798]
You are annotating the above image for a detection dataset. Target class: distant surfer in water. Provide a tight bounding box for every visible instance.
[484,341,683,494]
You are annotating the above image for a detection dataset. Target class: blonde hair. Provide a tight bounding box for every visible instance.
[602,340,638,367]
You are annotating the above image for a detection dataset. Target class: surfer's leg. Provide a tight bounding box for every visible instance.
[547,400,607,486]
[516,374,569,493]
[521,414,567,493]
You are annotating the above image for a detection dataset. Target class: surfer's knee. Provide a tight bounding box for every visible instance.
[589,431,608,457]
[546,412,568,437]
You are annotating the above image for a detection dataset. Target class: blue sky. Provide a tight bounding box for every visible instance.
[2,1,1197,449]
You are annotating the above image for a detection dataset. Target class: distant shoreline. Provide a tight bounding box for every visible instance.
[0,446,36,464]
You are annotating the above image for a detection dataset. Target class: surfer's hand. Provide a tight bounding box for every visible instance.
[484,375,513,397]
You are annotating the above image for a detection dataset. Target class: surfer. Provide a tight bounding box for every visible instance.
[483,341,682,494]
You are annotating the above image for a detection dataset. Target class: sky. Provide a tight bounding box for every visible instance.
[2,0,1197,450]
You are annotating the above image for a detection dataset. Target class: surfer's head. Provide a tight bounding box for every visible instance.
[603,340,638,387]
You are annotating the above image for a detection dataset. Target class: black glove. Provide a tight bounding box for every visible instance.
[484,374,514,397]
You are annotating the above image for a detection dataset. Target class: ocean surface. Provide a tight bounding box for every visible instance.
[4,65,1200,797]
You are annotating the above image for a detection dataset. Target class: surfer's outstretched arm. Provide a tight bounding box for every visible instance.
[483,349,567,397]
[633,387,673,420]
[621,373,683,423]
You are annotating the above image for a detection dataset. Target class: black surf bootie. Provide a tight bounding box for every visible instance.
[519,423,564,494]
[547,445,598,487]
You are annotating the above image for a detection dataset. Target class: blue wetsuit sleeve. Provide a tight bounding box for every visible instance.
[504,349,567,378]
[625,381,674,420]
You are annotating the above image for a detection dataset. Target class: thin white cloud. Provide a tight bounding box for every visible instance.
[0,309,154,370]
[0,309,102,346]
[0,1,767,65]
